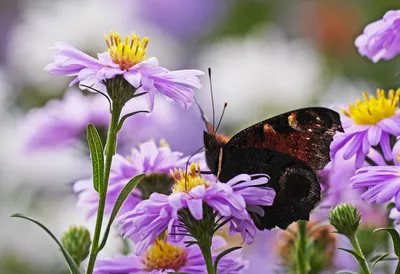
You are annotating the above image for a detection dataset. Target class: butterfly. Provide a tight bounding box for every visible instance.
[196,73,343,229]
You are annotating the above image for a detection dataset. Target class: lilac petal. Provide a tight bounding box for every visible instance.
[379,118,400,136]
[376,179,400,204]
[123,71,141,88]
[144,89,155,111]
[396,192,400,211]
[343,133,364,160]
[168,193,184,209]
[355,152,366,169]
[368,126,382,147]
[187,199,203,220]
[380,132,393,161]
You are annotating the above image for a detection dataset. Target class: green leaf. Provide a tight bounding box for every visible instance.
[98,174,145,251]
[86,124,104,193]
[371,253,389,269]
[11,214,80,274]
[338,248,364,265]
[374,228,400,257]
[213,246,242,272]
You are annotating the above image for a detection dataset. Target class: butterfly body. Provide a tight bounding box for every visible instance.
[203,107,343,230]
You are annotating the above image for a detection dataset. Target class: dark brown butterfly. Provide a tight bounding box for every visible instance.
[196,72,343,230]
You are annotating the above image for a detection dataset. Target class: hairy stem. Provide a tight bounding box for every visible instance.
[349,235,371,274]
[86,104,122,274]
[200,243,216,274]
[296,220,309,274]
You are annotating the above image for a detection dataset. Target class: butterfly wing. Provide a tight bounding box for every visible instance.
[226,107,343,170]
[215,107,342,229]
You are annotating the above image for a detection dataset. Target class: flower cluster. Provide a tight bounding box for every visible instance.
[116,163,275,255]
[74,139,201,219]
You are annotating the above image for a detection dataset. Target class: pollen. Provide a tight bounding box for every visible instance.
[104,31,149,71]
[343,89,400,125]
[171,163,209,194]
[142,239,187,271]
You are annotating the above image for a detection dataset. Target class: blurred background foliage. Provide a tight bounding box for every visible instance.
[1,0,400,273]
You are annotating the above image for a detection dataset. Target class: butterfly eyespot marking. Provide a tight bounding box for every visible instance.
[263,124,276,135]
[288,113,299,129]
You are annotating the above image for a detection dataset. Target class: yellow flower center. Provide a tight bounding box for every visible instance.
[343,89,400,125]
[171,163,209,194]
[104,31,149,71]
[142,239,187,271]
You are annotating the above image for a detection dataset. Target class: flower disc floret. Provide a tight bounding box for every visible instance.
[104,32,149,71]
[142,239,187,271]
[343,89,400,125]
[171,163,209,193]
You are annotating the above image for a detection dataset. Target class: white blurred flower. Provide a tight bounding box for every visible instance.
[319,77,373,107]
[196,25,323,125]
[8,0,182,92]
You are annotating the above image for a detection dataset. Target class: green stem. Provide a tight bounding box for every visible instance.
[296,220,309,274]
[200,244,216,274]
[395,261,400,274]
[349,235,371,274]
[85,104,122,274]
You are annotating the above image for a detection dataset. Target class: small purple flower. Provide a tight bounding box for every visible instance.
[330,89,400,168]
[22,89,109,151]
[355,10,400,62]
[351,164,400,210]
[74,140,201,219]
[93,235,246,274]
[116,164,275,255]
[45,32,204,110]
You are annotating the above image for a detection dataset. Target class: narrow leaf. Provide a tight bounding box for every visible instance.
[86,124,104,193]
[371,253,389,269]
[338,248,364,265]
[374,228,400,257]
[214,246,242,272]
[11,214,80,274]
[98,174,145,251]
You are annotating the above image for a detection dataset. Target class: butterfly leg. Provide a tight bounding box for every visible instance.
[216,148,223,182]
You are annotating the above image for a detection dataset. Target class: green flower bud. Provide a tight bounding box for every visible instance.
[329,203,361,237]
[61,226,91,266]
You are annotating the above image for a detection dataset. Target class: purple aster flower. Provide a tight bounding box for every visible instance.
[116,164,276,255]
[45,31,204,110]
[22,89,203,154]
[355,10,400,62]
[74,139,203,219]
[330,89,400,168]
[22,89,109,151]
[93,235,246,274]
[351,164,400,210]
[139,0,225,40]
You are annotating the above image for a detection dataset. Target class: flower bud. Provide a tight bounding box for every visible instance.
[329,203,361,237]
[61,226,91,266]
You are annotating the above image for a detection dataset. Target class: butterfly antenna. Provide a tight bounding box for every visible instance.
[184,145,205,190]
[215,102,228,133]
[208,67,216,131]
[194,97,213,134]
